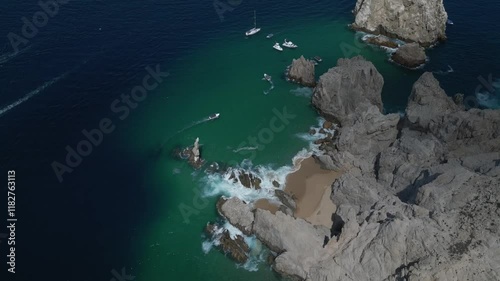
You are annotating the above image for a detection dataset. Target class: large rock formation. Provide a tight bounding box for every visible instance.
[312,56,384,126]
[288,56,316,87]
[352,0,448,47]
[391,43,427,68]
[214,58,500,280]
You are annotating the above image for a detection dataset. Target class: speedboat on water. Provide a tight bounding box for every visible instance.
[273,42,283,51]
[447,19,454,25]
[262,73,272,81]
[314,56,322,62]
[282,39,298,48]
[245,11,261,36]
[266,33,274,39]
[208,113,220,120]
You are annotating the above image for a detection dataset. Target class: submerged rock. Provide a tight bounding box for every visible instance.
[391,43,427,68]
[205,223,250,264]
[364,35,399,49]
[352,0,448,47]
[288,56,316,87]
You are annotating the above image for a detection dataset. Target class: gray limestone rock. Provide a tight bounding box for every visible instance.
[352,0,448,47]
[288,56,316,87]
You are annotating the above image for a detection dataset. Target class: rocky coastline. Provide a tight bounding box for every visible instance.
[209,56,500,280]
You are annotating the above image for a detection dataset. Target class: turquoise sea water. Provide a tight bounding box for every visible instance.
[0,0,499,280]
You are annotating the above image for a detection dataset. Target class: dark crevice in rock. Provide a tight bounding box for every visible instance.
[330,213,345,239]
[397,170,442,203]
[374,152,381,181]
[392,259,420,281]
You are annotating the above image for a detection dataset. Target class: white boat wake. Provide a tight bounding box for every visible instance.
[0,45,32,65]
[263,81,274,95]
[0,71,69,117]
[232,146,259,153]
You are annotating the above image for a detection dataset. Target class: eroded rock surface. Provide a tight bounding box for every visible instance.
[352,0,448,47]
[288,56,316,87]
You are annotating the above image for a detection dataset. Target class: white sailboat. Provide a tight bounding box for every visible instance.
[245,11,261,36]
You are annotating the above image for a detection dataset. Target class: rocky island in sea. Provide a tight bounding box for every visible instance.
[354,0,448,68]
[200,0,500,280]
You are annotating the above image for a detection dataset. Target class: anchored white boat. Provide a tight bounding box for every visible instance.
[282,39,298,48]
[273,42,283,51]
[245,11,261,36]
[208,113,220,120]
[266,33,274,39]
[262,73,272,81]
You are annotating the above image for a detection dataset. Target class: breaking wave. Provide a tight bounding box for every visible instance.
[200,117,335,271]
[202,222,268,271]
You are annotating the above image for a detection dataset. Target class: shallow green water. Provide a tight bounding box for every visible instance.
[119,17,423,281]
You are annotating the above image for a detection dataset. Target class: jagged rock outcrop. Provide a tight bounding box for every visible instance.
[312,56,384,125]
[352,0,448,47]
[205,223,250,264]
[213,63,500,280]
[288,56,316,87]
[217,197,254,235]
[391,43,427,68]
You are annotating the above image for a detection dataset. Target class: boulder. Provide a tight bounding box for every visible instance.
[391,43,427,68]
[312,56,384,125]
[288,56,316,87]
[352,0,448,47]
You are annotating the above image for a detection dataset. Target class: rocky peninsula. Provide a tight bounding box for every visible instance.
[212,56,500,280]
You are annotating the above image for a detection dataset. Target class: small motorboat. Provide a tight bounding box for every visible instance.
[282,39,298,48]
[314,56,322,62]
[262,73,272,81]
[208,113,220,120]
[266,33,274,39]
[273,42,283,51]
[447,19,454,25]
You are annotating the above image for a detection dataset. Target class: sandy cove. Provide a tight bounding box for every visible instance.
[254,156,341,228]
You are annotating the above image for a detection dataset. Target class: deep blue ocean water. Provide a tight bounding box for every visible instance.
[0,0,499,280]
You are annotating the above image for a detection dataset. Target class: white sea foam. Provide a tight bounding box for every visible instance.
[475,78,500,109]
[202,221,268,272]
[200,116,335,271]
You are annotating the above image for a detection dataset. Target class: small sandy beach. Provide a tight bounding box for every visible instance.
[284,157,341,228]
